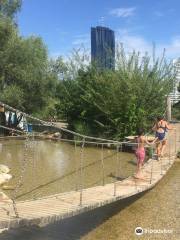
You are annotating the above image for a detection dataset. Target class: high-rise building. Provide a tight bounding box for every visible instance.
[91,26,115,70]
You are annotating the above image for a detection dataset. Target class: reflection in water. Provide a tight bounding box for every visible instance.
[1,139,179,240]
[0,139,135,200]
[0,163,180,240]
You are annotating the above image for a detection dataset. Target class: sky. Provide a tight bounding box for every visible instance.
[18,0,180,60]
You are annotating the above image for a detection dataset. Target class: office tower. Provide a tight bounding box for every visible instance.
[91,26,115,70]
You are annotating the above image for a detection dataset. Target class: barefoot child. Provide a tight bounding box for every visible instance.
[152,116,173,159]
[134,129,151,179]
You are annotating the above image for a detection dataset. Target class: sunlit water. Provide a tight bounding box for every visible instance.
[0,139,179,240]
[0,139,135,200]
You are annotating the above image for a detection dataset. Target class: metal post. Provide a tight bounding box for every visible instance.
[114,144,119,196]
[175,128,177,155]
[11,134,29,218]
[32,133,36,200]
[74,140,78,191]
[101,144,105,186]
[170,130,172,161]
[160,155,163,175]
[79,138,85,206]
[150,147,154,184]
[118,144,122,177]
[168,132,171,165]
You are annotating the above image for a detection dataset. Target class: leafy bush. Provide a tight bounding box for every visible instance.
[56,48,174,139]
[0,1,175,140]
[0,1,58,114]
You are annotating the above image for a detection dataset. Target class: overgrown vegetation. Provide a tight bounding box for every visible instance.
[0,0,58,114]
[56,47,174,139]
[0,0,176,139]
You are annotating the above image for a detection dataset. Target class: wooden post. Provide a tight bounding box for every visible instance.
[166,96,171,121]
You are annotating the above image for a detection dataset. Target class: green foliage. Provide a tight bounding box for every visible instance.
[50,47,90,81]
[57,48,174,139]
[0,1,59,116]
[0,1,175,140]
[49,56,68,80]
[0,30,58,113]
[1,84,24,109]
[0,0,22,19]
[34,97,59,119]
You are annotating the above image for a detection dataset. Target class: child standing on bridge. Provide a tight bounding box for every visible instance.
[134,129,152,179]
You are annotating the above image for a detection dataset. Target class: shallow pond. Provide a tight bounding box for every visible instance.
[0,139,135,201]
[0,139,179,240]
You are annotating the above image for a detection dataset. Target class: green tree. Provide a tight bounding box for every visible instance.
[57,48,174,139]
[0,0,21,19]
[0,0,59,115]
[0,31,58,112]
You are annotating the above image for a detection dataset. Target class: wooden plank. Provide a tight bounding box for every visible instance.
[0,124,179,229]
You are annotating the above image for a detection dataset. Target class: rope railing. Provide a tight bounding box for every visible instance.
[0,123,153,148]
[0,109,158,206]
[0,101,160,148]
[1,138,177,228]
[0,110,156,206]
[0,124,25,135]
[1,100,178,226]
[14,151,118,200]
[0,101,121,144]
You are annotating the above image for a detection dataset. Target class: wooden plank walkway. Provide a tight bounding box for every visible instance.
[0,124,179,230]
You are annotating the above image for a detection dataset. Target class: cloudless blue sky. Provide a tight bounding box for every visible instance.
[18,0,180,59]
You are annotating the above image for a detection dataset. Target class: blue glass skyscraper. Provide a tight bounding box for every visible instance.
[91,26,115,70]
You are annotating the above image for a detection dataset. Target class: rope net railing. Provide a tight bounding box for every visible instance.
[0,101,121,144]
[0,101,179,226]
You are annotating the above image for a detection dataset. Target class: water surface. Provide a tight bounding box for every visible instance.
[0,139,179,240]
[0,139,135,200]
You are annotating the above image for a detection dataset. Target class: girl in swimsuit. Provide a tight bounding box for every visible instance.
[152,116,173,159]
[134,129,152,179]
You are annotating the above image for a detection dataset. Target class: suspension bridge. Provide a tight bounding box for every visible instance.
[0,102,179,231]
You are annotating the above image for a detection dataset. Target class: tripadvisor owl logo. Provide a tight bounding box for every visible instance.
[135,227,144,236]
